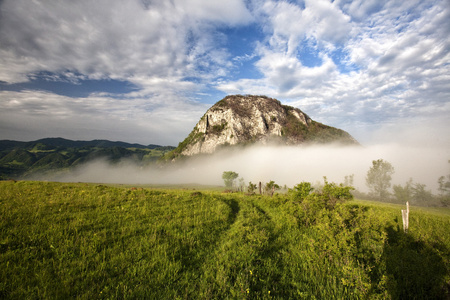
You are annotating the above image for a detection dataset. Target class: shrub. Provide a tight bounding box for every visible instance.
[210,122,227,135]
[321,178,354,209]
[289,182,313,201]
[290,179,353,209]
[290,178,354,225]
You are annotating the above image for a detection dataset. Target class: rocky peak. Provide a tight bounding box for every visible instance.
[166,95,358,159]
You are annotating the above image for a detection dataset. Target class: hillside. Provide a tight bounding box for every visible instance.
[1,181,448,299]
[0,137,165,152]
[0,138,174,179]
[165,95,358,159]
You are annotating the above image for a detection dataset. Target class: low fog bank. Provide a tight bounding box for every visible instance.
[40,143,449,193]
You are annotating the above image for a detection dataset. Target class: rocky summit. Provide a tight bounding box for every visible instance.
[166,95,358,159]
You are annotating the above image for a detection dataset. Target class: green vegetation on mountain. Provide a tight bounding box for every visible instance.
[162,127,205,161]
[0,137,164,152]
[0,181,448,299]
[0,138,174,179]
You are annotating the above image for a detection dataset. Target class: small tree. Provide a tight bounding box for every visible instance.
[265,180,280,196]
[238,177,245,192]
[247,182,257,194]
[366,159,394,200]
[222,171,239,189]
[344,174,354,187]
[438,175,450,195]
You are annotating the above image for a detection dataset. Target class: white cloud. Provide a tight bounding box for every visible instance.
[339,0,385,21]
[260,0,351,54]
[0,90,208,145]
[303,0,351,46]
[174,0,253,25]
[216,0,352,96]
[0,0,177,83]
[0,0,252,86]
[216,0,450,145]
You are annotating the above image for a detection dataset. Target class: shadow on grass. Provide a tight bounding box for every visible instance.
[383,225,449,299]
[220,198,240,225]
[161,197,242,290]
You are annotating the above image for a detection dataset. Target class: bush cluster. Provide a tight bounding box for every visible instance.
[289,178,354,209]
[288,178,354,224]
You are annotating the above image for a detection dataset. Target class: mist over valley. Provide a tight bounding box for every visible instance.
[31,142,446,195]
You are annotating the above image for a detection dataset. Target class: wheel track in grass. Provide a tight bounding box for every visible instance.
[197,196,291,298]
[245,199,300,298]
[170,196,242,273]
[219,197,240,226]
[152,193,243,299]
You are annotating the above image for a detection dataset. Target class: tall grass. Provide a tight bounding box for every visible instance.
[0,181,449,299]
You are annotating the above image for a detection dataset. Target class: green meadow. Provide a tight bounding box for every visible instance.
[1,181,449,299]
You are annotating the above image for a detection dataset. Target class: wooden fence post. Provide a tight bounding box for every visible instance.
[402,201,409,233]
[259,182,262,195]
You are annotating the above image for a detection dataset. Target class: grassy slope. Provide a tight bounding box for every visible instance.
[0,181,449,299]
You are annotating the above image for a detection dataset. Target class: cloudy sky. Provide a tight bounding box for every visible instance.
[0,0,449,147]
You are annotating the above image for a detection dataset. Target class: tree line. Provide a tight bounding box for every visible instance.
[222,158,450,207]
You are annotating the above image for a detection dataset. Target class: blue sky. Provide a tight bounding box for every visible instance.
[0,0,449,146]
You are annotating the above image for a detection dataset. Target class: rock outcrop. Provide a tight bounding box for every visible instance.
[166,95,358,159]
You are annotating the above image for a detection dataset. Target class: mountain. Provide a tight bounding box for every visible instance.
[0,137,165,152]
[165,95,358,159]
[0,138,175,179]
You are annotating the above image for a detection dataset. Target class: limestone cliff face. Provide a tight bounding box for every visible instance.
[167,95,358,158]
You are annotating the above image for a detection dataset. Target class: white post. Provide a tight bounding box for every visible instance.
[406,201,409,232]
[402,201,409,233]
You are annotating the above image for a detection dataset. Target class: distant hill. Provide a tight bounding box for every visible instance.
[0,137,166,152]
[0,138,175,179]
[164,95,358,160]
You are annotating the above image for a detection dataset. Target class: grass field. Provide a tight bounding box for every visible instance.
[1,181,449,299]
